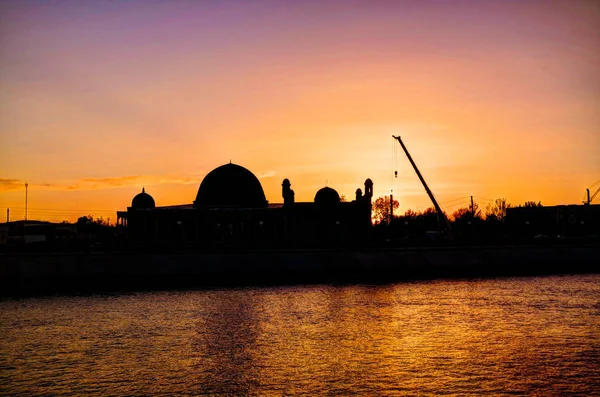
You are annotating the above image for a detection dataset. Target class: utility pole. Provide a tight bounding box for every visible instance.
[25,182,28,221]
[6,208,9,223]
[390,191,394,223]
[471,196,475,219]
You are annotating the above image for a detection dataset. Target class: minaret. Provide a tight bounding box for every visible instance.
[355,188,363,202]
[282,178,295,206]
[364,179,373,202]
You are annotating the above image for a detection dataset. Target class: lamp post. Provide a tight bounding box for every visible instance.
[25,182,28,221]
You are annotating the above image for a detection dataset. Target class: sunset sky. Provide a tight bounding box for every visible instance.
[1,0,599,222]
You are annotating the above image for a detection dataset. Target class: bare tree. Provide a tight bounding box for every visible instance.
[485,198,511,221]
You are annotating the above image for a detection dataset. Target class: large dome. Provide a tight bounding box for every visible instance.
[314,186,340,206]
[194,163,268,208]
[131,188,155,209]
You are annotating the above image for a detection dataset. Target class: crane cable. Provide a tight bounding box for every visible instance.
[394,136,398,179]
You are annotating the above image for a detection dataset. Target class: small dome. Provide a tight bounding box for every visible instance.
[131,188,155,209]
[314,186,340,206]
[194,163,268,208]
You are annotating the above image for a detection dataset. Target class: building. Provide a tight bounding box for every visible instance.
[506,204,600,237]
[0,221,77,247]
[117,163,373,249]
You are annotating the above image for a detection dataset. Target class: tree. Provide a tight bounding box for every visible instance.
[340,194,347,202]
[523,201,543,208]
[76,215,114,234]
[403,209,419,220]
[420,207,444,229]
[422,207,436,217]
[452,207,471,222]
[485,198,511,222]
[452,203,482,222]
[372,196,399,225]
[77,215,93,227]
[77,215,111,227]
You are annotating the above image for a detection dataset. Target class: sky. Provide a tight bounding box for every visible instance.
[1,0,599,222]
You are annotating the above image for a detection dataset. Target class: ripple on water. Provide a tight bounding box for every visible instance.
[0,275,599,396]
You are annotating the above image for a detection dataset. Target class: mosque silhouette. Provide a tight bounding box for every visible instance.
[117,163,373,248]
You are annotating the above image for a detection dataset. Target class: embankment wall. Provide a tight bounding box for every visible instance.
[1,245,598,295]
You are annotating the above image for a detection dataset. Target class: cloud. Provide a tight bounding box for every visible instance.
[0,175,201,192]
[0,179,57,191]
[72,174,198,190]
[258,170,276,178]
[156,176,198,185]
[0,179,25,191]
[79,175,144,189]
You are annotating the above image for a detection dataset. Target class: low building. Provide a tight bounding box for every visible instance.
[1,221,77,247]
[117,163,374,249]
[506,204,600,237]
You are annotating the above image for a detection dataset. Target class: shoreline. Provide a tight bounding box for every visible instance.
[1,244,599,296]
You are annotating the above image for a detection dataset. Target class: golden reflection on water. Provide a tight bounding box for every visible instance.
[1,275,599,396]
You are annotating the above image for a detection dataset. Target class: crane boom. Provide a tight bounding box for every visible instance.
[593,187,600,202]
[392,135,452,231]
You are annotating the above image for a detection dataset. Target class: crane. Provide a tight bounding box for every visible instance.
[583,181,600,205]
[392,135,452,231]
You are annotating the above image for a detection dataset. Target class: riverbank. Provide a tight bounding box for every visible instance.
[1,245,598,296]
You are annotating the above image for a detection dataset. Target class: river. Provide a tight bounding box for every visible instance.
[1,274,599,396]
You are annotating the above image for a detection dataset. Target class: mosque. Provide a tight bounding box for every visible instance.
[116,163,373,248]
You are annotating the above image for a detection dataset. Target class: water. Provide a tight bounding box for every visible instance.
[1,274,599,396]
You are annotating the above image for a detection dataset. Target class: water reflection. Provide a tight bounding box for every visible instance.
[191,291,262,395]
[1,275,599,396]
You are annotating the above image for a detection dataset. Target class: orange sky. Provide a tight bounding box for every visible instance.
[1,0,599,222]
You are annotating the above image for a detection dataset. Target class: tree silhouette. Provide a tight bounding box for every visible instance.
[485,198,511,221]
[452,207,470,222]
[452,203,482,222]
[372,196,399,225]
[77,215,112,227]
[523,201,543,208]
[419,207,444,230]
[403,209,419,220]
